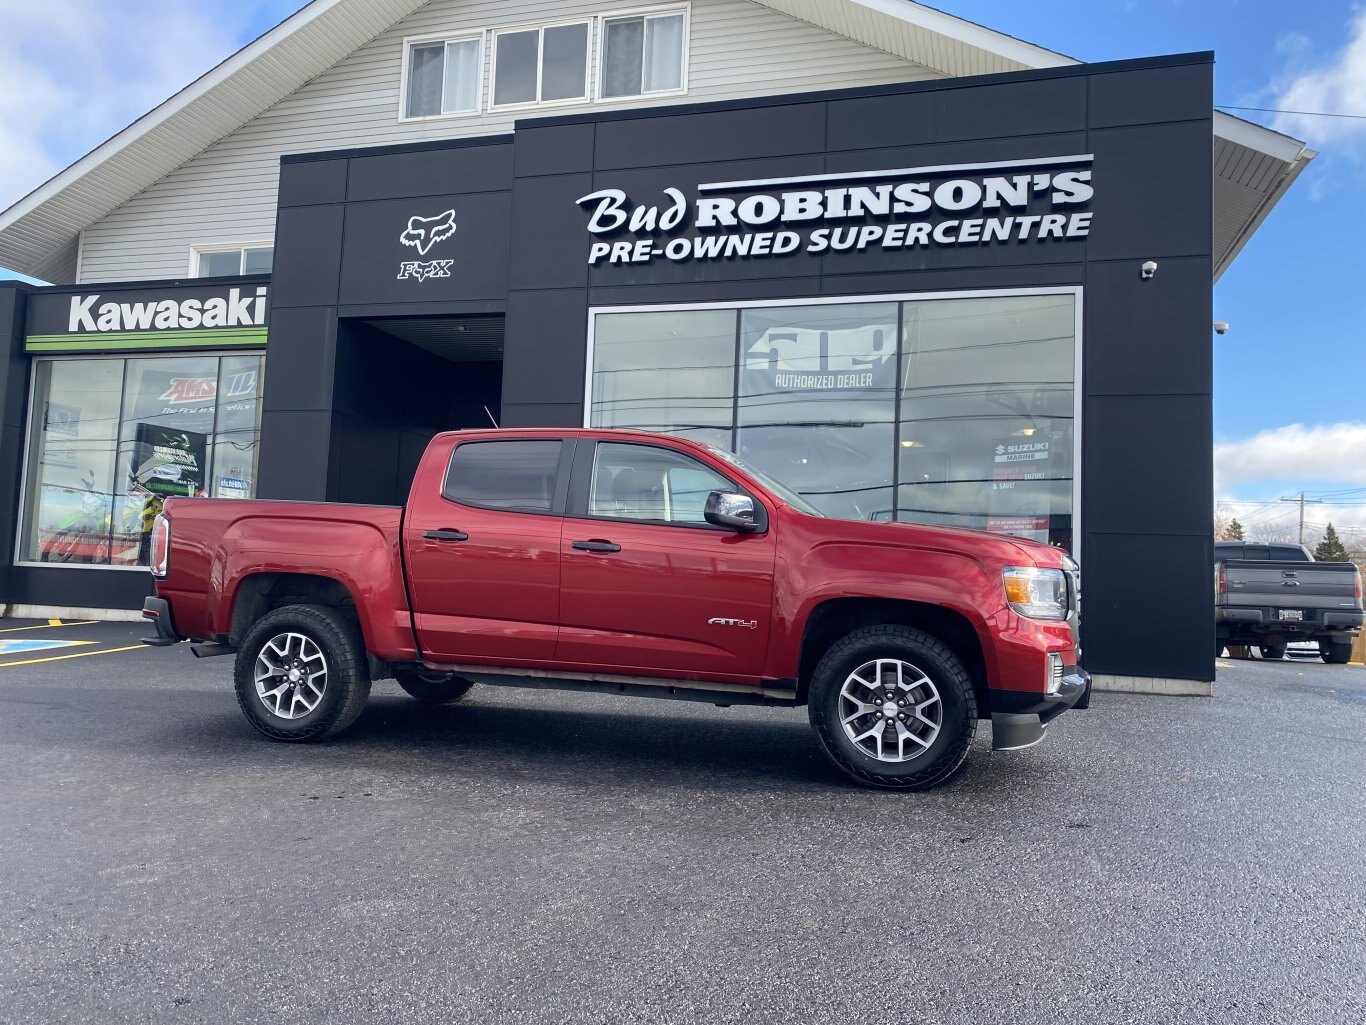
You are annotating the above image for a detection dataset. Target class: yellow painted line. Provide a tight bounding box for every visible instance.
[0,620,99,634]
[0,644,144,668]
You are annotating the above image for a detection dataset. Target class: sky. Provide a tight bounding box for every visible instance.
[0,0,1363,545]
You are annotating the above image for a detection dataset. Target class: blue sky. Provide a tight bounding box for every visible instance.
[1,0,1363,541]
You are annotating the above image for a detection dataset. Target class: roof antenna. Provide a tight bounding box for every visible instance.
[483,405,500,428]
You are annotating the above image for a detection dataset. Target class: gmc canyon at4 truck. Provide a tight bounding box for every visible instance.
[141,429,1088,790]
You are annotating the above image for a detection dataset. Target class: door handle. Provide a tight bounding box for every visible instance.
[571,539,621,553]
[423,529,469,542]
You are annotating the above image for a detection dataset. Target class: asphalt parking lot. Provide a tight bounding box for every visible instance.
[1,620,1364,1025]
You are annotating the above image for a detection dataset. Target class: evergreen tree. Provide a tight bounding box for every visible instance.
[1218,518,1245,541]
[1314,523,1349,562]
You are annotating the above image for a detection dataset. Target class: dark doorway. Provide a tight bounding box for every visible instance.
[331,315,503,505]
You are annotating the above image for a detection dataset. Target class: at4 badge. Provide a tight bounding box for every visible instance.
[397,210,456,281]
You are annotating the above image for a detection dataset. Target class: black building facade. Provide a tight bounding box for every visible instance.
[0,53,1217,684]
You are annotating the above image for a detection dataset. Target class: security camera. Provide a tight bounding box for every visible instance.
[1213,321,1229,335]
[1140,260,1157,280]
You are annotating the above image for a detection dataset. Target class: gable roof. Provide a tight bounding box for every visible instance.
[0,0,1312,283]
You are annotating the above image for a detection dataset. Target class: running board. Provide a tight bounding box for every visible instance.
[423,662,800,707]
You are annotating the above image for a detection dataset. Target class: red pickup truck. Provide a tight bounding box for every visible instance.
[142,428,1088,790]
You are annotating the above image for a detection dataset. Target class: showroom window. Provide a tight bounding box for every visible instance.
[492,21,590,107]
[403,36,483,118]
[600,7,688,98]
[193,245,273,277]
[588,292,1077,548]
[17,353,265,567]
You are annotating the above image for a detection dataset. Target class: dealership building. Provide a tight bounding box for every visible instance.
[0,0,1312,689]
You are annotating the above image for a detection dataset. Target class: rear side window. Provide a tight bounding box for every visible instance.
[443,440,562,513]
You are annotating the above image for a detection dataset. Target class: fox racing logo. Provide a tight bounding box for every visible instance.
[400,210,457,256]
[397,260,453,281]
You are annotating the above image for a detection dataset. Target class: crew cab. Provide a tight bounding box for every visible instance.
[141,429,1088,790]
[1215,541,1363,662]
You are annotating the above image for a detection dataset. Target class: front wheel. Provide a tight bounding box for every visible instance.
[233,604,371,742]
[807,625,977,790]
[1259,644,1286,661]
[394,666,478,704]
[1321,640,1353,665]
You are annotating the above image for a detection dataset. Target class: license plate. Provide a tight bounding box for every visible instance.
[1279,609,1303,621]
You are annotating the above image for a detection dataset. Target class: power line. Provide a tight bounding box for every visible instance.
[1216,104,1366,120]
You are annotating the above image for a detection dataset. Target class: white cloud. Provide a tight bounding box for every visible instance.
[1271,8,1366,149]
[1215,422,1366,487]
[0,2,294,211]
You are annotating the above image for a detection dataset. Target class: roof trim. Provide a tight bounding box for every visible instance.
[0,0,345,231]
[850,0,1075,69]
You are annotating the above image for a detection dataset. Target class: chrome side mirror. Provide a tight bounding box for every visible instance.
[705,491,759,531]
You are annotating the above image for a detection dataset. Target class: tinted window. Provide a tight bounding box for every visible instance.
[443,440,561,513]
[589,443,733,525]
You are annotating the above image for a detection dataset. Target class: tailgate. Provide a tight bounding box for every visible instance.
[1221,560,1360,612]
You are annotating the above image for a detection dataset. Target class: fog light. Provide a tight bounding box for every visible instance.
[1046,652,1064,694]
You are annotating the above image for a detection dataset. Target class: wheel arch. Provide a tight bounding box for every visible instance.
[796,598,990,715]
[229,573,362,648]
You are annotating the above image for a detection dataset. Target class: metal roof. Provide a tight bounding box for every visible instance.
[0,0,1312,283]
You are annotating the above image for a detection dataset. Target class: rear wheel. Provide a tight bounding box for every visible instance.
[394,666,478,704]
[1259,644,1286,661]
[1321,640,1353,665]
[807,625,976,791]
[233,604,371,742]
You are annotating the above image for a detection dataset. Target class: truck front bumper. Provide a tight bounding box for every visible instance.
[988,665,1090,752]
[140,596,181,647]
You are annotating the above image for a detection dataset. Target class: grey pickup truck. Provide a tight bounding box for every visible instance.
[1215,541,1363,662]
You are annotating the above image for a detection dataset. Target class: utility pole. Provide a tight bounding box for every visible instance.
[1279,492,1324,546]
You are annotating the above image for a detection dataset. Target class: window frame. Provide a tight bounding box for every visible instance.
[398,30,487,123]
[189,243,274,278]
[14,350,267,572]
[583,287,1083,544]
[595,3,691,104]
[488,18,593,112]
[567,439,766,533]
[439,438,575,517]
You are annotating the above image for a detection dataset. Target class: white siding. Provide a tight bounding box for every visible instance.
[79,0,941,282]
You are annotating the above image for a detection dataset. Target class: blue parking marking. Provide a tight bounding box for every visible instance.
[0,639,92,655]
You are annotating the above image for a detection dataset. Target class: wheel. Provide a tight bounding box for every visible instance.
[233,604,371,742]
[1259,644,1286,661]
[1216,640,1225,658]
[394,666,478,704]
[807,625,977,790]
[1321,640,1353,665]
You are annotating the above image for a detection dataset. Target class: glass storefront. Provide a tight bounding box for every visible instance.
[18,353,265,567]
[589,292,1076,548]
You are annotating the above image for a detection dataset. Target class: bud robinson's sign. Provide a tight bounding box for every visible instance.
[576,155,1093,266]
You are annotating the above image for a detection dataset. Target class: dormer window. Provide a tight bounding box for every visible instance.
[600,8,688,99]
[403,36,483,118]
[491,21,590,108]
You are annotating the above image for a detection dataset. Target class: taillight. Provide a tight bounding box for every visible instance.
[150,514,170,578]
[1355,568,1363,602]
[1216,564,1227,595]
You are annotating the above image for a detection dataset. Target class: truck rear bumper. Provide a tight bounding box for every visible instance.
[988,666,1089,752]
[140,597,181,647]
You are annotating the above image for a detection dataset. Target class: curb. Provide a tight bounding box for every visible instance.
[1090,674,1213,697]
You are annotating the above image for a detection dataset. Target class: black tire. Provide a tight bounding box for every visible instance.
[1216,641,1225,658]
[807,625,977,791]
[394,666,478,704]
[233,604,371,742]
[1321,640,1353,665]
[1259,644,1286,661]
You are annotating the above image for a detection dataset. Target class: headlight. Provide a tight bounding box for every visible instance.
[1003,566,1067,620]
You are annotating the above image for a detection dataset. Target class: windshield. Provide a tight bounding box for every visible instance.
[705,445,825,517]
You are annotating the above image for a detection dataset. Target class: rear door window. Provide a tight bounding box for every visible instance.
[443,440,564,513]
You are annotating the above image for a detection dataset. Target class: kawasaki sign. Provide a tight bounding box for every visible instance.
[24,282,269,353]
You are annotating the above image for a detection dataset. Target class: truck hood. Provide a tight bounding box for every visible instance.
[788,510,1070,569]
